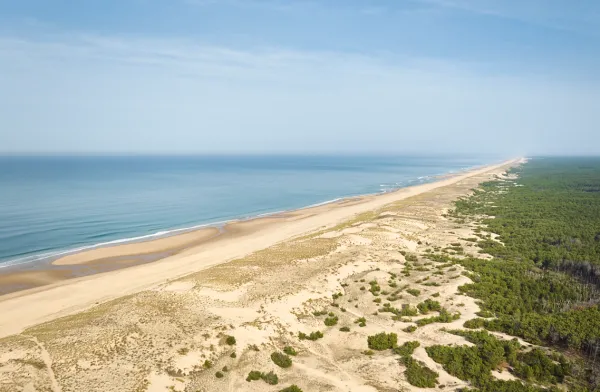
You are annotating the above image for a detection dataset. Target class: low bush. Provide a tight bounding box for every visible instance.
[271,352,293,368]
[246,370,279,385]
[298,331,323,341]
[324,316,338,326]
[407,289,421,297]
[393,341,420,356]
[225,335,236,345]
[279,385,303,392]
[463,318,486,329]
[415,309,460,326]
[404,357,438,388]
[367,332,398,350]
[417,299,442,314]
[283,346,297,356]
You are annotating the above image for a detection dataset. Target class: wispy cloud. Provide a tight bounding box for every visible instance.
[419,0,600,36]
[1,32,598,154]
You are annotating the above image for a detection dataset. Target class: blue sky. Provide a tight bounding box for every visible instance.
[0,0,599,155]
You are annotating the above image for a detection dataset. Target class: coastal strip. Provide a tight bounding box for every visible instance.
[0,159,519,339]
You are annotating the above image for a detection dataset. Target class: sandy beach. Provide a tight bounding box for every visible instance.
[0,158,521,392]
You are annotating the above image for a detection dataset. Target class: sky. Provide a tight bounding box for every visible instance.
[0,0,599,156]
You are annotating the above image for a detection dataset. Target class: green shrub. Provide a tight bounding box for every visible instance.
[475,310,493,318]
[203,360,212,369]
[246,370,279,385]
[298,331,323,341]
[261,371,279,385]
[405,253,418,262]
[403,325,417,333]
[215,371,224,378]
[417,299,441,314]
[246,370,262,381]
[225,335,236,345]
[383,303,418,315]
[283,346,297,356]
[416,309,460,326]
[271,352,292,368]
[367,332,398,350]
[279,385,303,392]
[406,288,421,297]
[230,352,237,358]
[404,357,438,388]
[463,318,486,329]
[339,326,350,332]
[312,310,327,316]
[393,341,420,356]
[324,316,338,326]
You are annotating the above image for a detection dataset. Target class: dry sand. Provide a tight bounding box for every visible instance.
[0,159,522,392]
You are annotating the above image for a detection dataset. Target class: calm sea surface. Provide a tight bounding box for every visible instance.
[0,155,500,267]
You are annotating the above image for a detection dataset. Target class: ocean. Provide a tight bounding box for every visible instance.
[0,155,499,268]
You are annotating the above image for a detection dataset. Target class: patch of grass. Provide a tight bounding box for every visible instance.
[406,288,421,297]
[405,253,419,262]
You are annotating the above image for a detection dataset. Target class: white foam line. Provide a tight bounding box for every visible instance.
[0,161,497,269]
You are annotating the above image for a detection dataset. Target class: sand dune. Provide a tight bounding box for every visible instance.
[0,159,520,392]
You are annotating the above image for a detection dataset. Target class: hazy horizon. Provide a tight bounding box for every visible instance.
[1,1,599,156]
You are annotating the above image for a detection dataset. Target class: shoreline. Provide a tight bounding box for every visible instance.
[0,163,482,271]
[0,163,489,294]
[0,158,520,338]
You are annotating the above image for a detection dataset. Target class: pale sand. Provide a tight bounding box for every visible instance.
[0,159,516,339]
[0,159,527,392]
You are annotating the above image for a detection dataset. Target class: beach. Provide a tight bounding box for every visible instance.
[0,158,521,392]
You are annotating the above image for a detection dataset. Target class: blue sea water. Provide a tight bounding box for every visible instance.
[0,155,499,268]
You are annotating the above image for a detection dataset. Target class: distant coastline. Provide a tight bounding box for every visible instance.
[0,159,513,296]
[0,155,494,271]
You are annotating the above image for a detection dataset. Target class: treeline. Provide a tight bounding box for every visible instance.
[448,157,600,391]
[426,329,567,391]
